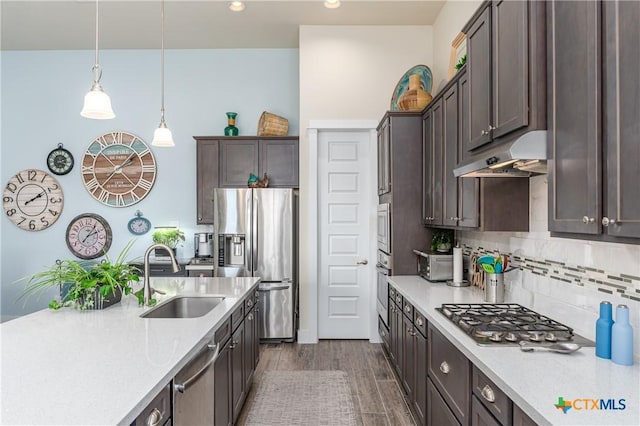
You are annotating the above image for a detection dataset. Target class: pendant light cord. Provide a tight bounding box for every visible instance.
[92,0,102,84]
[160,0,166,123]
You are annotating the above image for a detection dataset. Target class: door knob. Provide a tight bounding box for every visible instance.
[582,216,595,224]
[602,217,616,227]
[357,259,368,265]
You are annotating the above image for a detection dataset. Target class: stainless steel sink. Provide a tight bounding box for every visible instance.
[141,296,225,319]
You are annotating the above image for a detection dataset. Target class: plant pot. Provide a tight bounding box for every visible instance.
[436,243,452,253]
[61,284,122,310]
[154,247,177,259]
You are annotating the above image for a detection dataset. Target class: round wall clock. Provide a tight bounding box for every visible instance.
[65,213,112,259]
[127,210,151,235]
[81,131,157,208]
[3,169,64,231]
[47,143,74,175]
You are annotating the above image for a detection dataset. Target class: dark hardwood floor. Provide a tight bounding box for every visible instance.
[237,340,416,426]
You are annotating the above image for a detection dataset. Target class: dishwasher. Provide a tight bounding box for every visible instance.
[173,336,220,426]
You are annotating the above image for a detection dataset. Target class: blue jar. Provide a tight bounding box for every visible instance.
[596,301,614,359]
[611,304,634,366]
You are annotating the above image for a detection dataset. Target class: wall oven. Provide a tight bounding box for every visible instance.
[377,203,391,254]
[376,251,391,327]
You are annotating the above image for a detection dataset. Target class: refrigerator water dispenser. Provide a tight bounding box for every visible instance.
[218,234,245,266]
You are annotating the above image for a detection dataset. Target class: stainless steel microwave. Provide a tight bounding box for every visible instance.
[377,203,391,254]
[413,249,453,282]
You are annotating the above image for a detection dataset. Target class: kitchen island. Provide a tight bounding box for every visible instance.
[0,276,260,425]
[389,275,640,426]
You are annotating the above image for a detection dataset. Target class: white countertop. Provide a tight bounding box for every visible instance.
[388,276,640,426]
[0,276,260,426]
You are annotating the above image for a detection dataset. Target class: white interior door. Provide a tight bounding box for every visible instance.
[318,130,371,339]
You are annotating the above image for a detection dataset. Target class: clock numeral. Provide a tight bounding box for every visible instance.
[17,216,26,225]
[41,173,48,183]
[85,178,100,192]
[98,190,110,204]
[14,173,25,184]
[81,165,94,175]
[137,147,151,157]
[27,170,37,181]
[29,220,36,231]
[3,196,14,203]
[5,208,16,216]
[138,178,154,192]
[110,132,123,145]
[48,209,59,217]
[129,191,141,203]
[40,217,49,227]
[141,163,156,173]
[115,194,126,207]
[98,135,110,150]
[5,183,17,194]
[47,183,59,192]
[50,197,62,204]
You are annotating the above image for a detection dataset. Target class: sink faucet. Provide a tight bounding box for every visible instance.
[143,243,181,306]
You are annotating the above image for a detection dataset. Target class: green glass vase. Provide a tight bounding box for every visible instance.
[224,112,239,136]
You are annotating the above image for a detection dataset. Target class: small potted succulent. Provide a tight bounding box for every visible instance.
[17,240,139,310]
[431,230,453,253]
[151,228,185,258]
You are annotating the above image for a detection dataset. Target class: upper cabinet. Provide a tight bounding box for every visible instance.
[548,0,640,239]
[194,136,299,224]
[462,0,546,158]
[377,118,391,196]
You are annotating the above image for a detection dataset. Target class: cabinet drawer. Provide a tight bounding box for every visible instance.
[378,315,390,349]
[427,377,461,426]
[394,291,403,307]
[389,286,396,301]
[414,311,427,337]
[428,324,471,425]
[402,299,414,320]
[513,404,537,426]
[215,317,231,346]
[245,295,255,312]
[473,366,512,425]
[472,395,501,426]
[231,303,244,331]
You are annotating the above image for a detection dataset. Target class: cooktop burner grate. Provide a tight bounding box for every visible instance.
[436,303,594,347]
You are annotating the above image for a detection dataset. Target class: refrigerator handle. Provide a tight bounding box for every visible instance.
[246,189,253,276]
[252,192,259,275]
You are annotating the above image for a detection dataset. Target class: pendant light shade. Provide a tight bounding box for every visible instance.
[152,0,174,147]
[81,0,115,119]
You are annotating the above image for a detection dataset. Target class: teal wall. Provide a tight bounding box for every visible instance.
[0,48,299,319]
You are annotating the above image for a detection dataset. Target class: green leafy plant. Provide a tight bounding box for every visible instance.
[455,54,467,71]
[17,240,140,310]
[151,228,185,249]
[431,231,453,252]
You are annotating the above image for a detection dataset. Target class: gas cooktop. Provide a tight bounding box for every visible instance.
[437,303,595,347]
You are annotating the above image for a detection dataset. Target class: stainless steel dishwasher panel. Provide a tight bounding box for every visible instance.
[173,339,219,426]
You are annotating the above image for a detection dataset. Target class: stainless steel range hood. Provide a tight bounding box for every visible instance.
[453,130,548,177]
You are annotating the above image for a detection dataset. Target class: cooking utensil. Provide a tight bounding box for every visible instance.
[478,255,495,265]
[494,260,503,273]
[502,255,509,270]
[519,341,582,354]
[481,263,495,274]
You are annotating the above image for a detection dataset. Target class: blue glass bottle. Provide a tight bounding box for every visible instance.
[596,301,614,359]
[224,112,239,136]
[611,304,634,366]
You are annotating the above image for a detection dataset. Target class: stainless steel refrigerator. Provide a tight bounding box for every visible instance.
[213,188,297,341]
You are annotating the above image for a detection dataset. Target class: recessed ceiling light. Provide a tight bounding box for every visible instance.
[229,1,245,12]
[324,0,341,9]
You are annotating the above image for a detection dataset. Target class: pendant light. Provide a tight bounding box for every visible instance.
[80,0,115,119]
[152,0,174,147]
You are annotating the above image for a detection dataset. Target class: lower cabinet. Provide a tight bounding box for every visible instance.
[427,377,460,426]
[231,323,245,422]
[214,338,232,426]
[472,395,501,426]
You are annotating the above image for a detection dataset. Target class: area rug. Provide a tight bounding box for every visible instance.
[244,370,357,426]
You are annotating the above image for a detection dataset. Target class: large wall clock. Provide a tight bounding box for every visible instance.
[65,213,112,259]
[81,131,157,207]
[3,169,64,231]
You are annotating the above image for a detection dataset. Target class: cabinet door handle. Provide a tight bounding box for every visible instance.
[488,125,496,131]
[381,330,386,337]
[247,313,253,321]
[146,408,163,426]
[439,361,450,374]
[602,217,616,227]
[416,317,424,327]
[357,259,369,265]
[481,130,488,136]
[229,340,237,349]
[481,385,496,403]
[404,305,411,313]
[582,216,595,224]
[247,298,253,307]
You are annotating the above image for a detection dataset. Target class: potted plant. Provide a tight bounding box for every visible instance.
[17,240,140,310]
[151,228,185,258]
[431,230,453,253]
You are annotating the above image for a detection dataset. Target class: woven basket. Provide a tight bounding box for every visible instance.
[257,112,289,137]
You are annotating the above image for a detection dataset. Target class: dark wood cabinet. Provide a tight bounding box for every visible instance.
[377,112,429,273]
[195,136,299,223]
[549,0,640,240]
[547,0,602,235]
[471,395,501,426]
[427,377,461,426]
[423,100,444,227]
[378,118,391,195]
[214,336,232,426]
[196,140,218,224]
[413,318,428,426]
[462,0,546,156]
[243,305,256,392]
[428,324,471,426]
[513,404,537,426]
[472,366,512,425]
[603,0,640,239]
[402,313,415,398]
[133,262,188,277]
[443,83,460,228]
[457,70,480,228]
[231,320,245,423]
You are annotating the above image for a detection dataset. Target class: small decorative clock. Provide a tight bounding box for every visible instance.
[127,210,151,235]
[81,131,157,208]
[65,213,113,259]
[3,169,64,231]
[46,143,74,175]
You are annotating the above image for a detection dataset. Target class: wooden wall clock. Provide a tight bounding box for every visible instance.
[81,131,157,207]
[65,213,112,259]
[3,169,64,231]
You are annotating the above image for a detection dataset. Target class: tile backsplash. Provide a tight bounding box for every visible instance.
[459,175,640,359]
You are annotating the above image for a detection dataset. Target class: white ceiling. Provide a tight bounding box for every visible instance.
[1,0,446,50]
